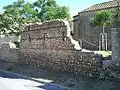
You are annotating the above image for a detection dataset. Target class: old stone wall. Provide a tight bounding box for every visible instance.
[0,48,19,63]
[0,42,19,70]
[19,20,99,75]
[73,11,112,50]
[112,28,120,63]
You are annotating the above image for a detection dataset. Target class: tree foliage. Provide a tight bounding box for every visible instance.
[34,0,70,21]
[0,13,20,36]
[90,11,112,28]
[111,8,120,27]
[0,0,70,36]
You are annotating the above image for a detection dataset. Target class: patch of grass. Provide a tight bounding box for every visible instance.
[94,51,112,57]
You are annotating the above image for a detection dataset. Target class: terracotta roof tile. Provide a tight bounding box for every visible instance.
[82,0,120,12]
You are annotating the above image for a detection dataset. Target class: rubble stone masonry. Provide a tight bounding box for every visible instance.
[19,20,99,75]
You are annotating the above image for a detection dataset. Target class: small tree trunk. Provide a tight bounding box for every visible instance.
[101,26,107,51]
[103,25,105,33]
[101,26,105,50]
[99,34,102,51]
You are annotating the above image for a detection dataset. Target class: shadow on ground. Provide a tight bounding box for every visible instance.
[0,60,120,90]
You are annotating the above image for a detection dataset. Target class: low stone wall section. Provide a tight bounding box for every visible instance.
[19,49,98,74]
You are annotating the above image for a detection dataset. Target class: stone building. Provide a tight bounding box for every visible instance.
[73,0,120,50]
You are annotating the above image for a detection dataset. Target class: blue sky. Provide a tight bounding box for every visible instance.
[0,0,111,16]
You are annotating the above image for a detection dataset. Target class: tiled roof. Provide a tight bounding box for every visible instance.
[81,0,120,12]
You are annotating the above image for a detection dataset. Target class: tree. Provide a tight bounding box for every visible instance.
[1,0,70,36]
[1,0,40,36]
[34,0,70,21]
[3,0,40,24]
[90,11,112,33]
[0,13,20,36]
[90,11,112,50]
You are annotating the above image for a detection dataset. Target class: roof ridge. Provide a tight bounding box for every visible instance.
[80,0,119,13]
[94,0,114,6]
